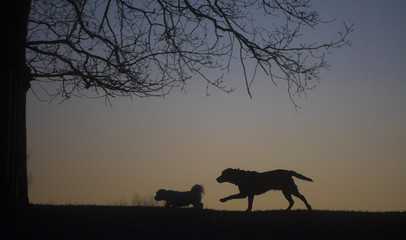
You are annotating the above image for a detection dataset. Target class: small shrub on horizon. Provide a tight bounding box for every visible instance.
[131,193,161,207]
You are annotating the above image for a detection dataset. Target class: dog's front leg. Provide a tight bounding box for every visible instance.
[220,193,246,202]
[246,195,254,211]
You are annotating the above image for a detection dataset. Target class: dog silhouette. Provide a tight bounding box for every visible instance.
[154,184,204,209]
[217,168,312,211]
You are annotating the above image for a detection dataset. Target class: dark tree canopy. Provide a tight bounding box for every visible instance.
[27,0,352,104]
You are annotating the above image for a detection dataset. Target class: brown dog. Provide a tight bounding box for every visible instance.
[216,168,312,211]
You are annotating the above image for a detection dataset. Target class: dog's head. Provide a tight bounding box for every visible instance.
[154,189,168,201]
[216,168,239,183]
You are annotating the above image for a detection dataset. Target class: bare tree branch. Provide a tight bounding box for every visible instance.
[27,0,352,103]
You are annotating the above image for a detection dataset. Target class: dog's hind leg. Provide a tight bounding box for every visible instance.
[292,190,312,210]
[282,190,294,210]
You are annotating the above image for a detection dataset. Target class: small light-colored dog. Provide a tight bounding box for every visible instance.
[154,184,204,209]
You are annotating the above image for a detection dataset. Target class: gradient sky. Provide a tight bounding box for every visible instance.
[27,0,406,211]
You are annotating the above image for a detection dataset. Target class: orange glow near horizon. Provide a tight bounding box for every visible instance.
[27,79,406,211]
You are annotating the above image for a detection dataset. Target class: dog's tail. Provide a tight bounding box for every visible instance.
[291,171,313,182]
[191,184,204,194]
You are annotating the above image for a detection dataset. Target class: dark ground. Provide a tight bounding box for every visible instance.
[1,205,405,239]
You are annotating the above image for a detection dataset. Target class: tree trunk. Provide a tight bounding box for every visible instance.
[0,0,32,206]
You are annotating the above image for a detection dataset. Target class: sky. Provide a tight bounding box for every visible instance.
[27,0,406,211]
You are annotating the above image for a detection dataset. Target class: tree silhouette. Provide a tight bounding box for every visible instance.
[1,0,352,206]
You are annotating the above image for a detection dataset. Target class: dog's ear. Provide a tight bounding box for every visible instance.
[161,190,167,198]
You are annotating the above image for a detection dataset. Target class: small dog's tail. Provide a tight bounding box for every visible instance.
[191,184,204,194]
[191,184,204,204]
[291,171,313,182]
[191,184,204,209]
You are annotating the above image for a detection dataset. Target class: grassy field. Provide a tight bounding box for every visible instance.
[1,205,405,239]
